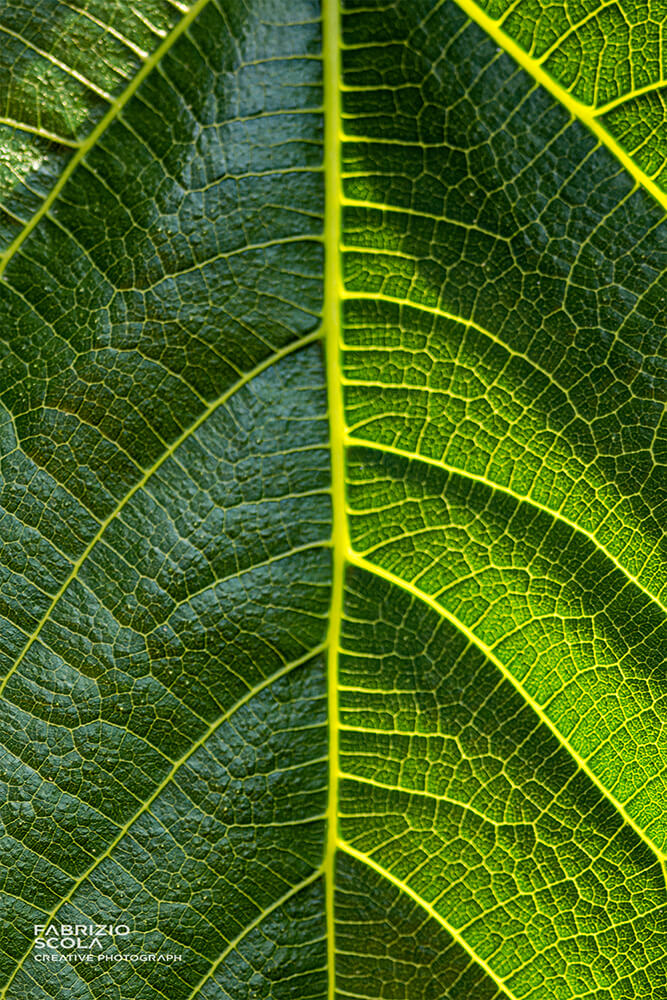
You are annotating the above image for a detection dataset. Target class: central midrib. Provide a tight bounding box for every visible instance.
[322,0,346,997]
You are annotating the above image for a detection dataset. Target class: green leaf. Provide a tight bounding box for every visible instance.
[0,1,664,999]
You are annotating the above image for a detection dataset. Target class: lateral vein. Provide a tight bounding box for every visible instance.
[347,550,665,866]
[184,869,324,999]
[346,436,666,615]
[0,0,214,279]
[0,643,327,1000]
[338,841,517,1000]
[0,327,323,701]
[449,0,667,215]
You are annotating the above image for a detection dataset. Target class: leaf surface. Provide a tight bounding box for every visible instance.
[0,1,664,998]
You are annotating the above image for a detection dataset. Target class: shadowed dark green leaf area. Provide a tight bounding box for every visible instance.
[0,0,664,998]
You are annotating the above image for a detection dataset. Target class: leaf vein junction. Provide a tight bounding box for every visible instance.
[0,327,323,700]
[0,642,327,1000]
[346,551,665,867]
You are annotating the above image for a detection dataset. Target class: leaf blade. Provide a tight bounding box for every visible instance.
[0,0,666,997]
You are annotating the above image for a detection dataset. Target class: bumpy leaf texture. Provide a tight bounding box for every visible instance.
[0,0,664,998]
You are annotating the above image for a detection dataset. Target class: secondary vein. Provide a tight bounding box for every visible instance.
[450,0,667,216]
[347,550,666,868]
[0,0,214,279]
[0,642,327,1000]
[338,842,518,1000]
[0,327,323,701]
